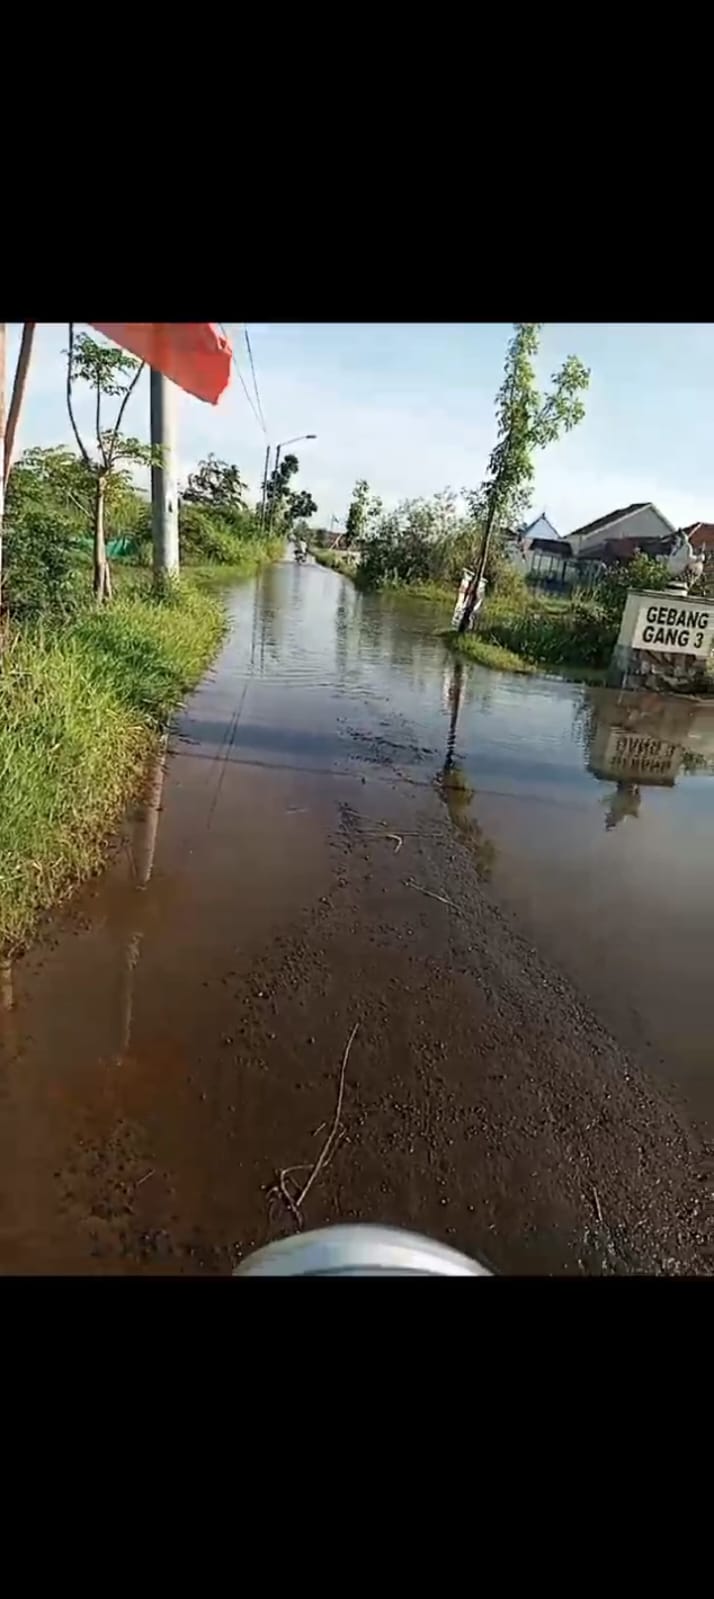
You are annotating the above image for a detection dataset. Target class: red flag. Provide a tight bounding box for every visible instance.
[87,322,232,405]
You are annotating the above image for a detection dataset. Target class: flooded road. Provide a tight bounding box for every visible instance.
[0,555,711,1274]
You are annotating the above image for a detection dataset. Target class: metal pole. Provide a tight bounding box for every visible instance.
[150,368,179,587]
[0,323,5,610]
[259,442,271,531]
[268,442,282,531]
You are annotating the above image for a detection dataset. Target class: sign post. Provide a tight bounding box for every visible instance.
[609,589,714,693]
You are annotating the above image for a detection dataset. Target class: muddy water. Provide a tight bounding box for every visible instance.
[1,554,712,1274]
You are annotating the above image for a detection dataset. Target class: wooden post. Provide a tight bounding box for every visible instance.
[4,322,35,488]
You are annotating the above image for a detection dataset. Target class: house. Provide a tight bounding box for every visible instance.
[520,512,561,549]
[682,522,714,558]
[567,502,677,559]
[506,512,568,580]
[519,513,561,572]
[527,537,575,586]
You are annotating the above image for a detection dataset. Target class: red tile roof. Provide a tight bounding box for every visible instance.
[682,522,714,552]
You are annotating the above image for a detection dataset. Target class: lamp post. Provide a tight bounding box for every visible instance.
[268,433,317,530]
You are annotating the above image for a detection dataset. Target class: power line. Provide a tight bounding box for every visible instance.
[219,322,264,436]
[243,325,268,437]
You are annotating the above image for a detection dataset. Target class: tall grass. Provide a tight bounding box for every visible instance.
[476,592,614,669]
[0,580,226,953]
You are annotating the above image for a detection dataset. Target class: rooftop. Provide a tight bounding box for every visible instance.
[683,522,714,552]
[568,503,648,541]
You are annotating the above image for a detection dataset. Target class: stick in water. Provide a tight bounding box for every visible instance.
[295,1021,360,1210]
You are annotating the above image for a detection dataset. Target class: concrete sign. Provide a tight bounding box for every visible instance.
[630,597,714,658]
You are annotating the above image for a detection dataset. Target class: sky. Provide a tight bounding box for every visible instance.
[7,322,714,535]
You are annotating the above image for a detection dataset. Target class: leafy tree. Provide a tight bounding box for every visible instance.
[65,326,153,601]
[345,480,369,547]
[265,451,298,525]
[288,488,317,522]
[9,445,148,548]
[183,454,247,510]
[4,445,151,619]
[265,453,317,530]
[344,479,383,547]
[459,324,589,631]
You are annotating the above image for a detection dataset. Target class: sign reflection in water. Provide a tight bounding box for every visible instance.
[584,687,714,830]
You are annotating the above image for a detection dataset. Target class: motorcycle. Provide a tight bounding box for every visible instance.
[234,1224,491,1276]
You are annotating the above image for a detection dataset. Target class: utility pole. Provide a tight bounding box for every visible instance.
[259,442,271,530]
[150,368,179,588]
[0,324,6,612]
[267,442,282,531]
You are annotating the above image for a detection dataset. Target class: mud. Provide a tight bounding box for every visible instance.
[0,559,711,1274]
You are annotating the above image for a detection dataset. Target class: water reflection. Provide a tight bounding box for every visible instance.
[116,739,167,1063]
[436,654,496,880]
[582,687,714,830]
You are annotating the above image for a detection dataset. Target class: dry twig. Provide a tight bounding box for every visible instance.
[277,1170,304,1229]
[269,1024,360,1228]
[296,1022,360,1209]
[592,1185,604,1226]
[405,878,457,910]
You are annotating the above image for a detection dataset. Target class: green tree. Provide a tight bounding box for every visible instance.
[459,324,589,632]
[265,451,298,526]
[345,479,369,547]
[288,488,317,522]
[65,326,153,602]
[344,478,382,547]
[265,453,317,530]
[183,454,247,510]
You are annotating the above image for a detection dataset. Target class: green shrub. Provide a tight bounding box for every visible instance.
[3,507,84,624]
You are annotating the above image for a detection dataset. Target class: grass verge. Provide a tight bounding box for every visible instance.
[311,548,355,578]
[447,632,540,675]
[0,579,227,954]
[312,551,453,605]
[445,628,607,683]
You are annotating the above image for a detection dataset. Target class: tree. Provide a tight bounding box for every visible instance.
[458,324,589,632]
[183,453,247,510]
[344,478,382,547]
[345,479,369,547]
[265,453,317,530]
[265,451,298,526]
[288,488,317,522]
[65,326,153,601]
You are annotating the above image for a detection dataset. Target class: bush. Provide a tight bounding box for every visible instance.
[178,503,267,565]
[3,507,84,624]
[594,553,672,628]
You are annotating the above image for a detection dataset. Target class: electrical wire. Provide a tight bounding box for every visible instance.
[243,325,268,437]
[219,322,265,436]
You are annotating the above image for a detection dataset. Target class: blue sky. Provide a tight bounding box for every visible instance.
[7,322,714,533]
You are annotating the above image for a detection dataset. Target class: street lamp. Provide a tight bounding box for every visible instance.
[267,433,317,530]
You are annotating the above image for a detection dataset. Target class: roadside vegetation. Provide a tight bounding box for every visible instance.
[0,327,309,951]
[321,319,692,681]
[320,480,680,679]
[0,580,225,952]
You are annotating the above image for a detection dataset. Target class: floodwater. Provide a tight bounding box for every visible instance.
[0,554,712,1274]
